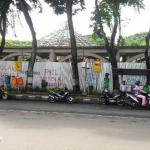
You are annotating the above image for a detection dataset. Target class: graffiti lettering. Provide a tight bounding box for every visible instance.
[44,69,57,76]
[0,64,14,71]
[20,71,40,75]
[0,72,15,78]
[125,75,147,85]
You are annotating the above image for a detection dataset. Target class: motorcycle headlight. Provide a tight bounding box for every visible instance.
[104,89,108,92]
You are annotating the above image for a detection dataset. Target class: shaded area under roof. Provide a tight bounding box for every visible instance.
[37,22,99,47]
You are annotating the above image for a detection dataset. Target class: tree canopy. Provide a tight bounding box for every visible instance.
[0,38,31,47]
[122,32,147,46]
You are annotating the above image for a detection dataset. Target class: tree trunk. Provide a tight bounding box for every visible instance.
[95,0,119,89]
[145,30,150,83]
[18,0,37,90]
[107,47,118,89]
[66,0,80,92]
[0,0,12,55]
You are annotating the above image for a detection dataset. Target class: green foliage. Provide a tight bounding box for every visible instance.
[44,0,85,15]
[89,34,105,46]
[48,87,60,92]
[90,89,100,95]
[88,32,147,46]
[0,39,32,47]
[122,32,147,46]
[41,80,48,90]
[6,85,17,92]
[90,0,145,45]
[86,86,100,95]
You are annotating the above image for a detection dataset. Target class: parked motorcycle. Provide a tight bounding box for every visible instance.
[48,88,75,104]
[0,85,8,100]
[125,92,150,109]
[99,88,125,106]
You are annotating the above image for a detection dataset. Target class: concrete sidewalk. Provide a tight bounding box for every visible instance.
[8,93,99,104]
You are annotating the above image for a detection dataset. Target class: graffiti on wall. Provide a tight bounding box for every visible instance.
[123,75,147,85]
[40,69,64,87]
[0,63,16,85]
[86,73,96,86]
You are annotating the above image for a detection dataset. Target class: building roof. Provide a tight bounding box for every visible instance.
[37,22,99,47]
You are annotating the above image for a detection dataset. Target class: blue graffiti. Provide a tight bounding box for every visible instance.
[86,73,96,85]
[125,75,146,84]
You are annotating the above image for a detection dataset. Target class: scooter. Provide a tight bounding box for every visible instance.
[0,85,8,100]
[99,88,125,106]
[48,87,75,104]
[125,92,150,109]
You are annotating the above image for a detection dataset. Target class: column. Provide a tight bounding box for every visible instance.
[49,50,56,62]
[116,52,120,62]
[14,56,19,61]
[122,55,127,62]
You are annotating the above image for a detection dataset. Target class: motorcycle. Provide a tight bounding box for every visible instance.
[48,88,75,104]
[99,88,125,106]
[125,92,150,109]
[0,85,8,100]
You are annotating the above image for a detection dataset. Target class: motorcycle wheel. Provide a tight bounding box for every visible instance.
[117,97,125,106]
[2,94,8,100]
[99,97,107,105]
[49,96,56,103]
[66,96,75,104]
[125,98,134,109]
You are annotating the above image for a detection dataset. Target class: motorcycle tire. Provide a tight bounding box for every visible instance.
[49,96,56,103]
[66,96,75,104]
[99,97,107,105]
[2,94,8,100]
[125,98,134,109]
[117,97,125,106]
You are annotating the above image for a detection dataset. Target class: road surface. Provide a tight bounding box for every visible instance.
[0,100,150,150]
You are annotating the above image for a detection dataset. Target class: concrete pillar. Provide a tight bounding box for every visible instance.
[122,55,127,62]
[14,56,19,61]
[49,50,56,62]
[116,52,120,62]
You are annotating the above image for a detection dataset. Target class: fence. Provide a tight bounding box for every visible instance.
[0,61,147,92]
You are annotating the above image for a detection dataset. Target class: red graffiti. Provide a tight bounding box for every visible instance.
[41,69,64,87]
[44,69,58,76]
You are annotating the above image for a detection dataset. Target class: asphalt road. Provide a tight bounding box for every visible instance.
[0,100,150,150]
[0,99,150,119]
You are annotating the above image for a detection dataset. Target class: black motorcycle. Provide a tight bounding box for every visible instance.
[99,89,125,106]
[0,85,8,100]
[125,92,150,109]
[48,88,75,104]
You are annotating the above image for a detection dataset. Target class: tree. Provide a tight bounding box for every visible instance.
[122,32,147,46]
[0,0,12,55]
[0,0,42,90]
[44,0,85,92]
[18,0,39,90]
[144,29,150,82]
[92,0,144,87]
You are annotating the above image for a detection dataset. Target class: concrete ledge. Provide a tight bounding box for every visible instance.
[8,94,99,104]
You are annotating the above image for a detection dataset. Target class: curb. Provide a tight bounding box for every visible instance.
[8,94,99,104]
